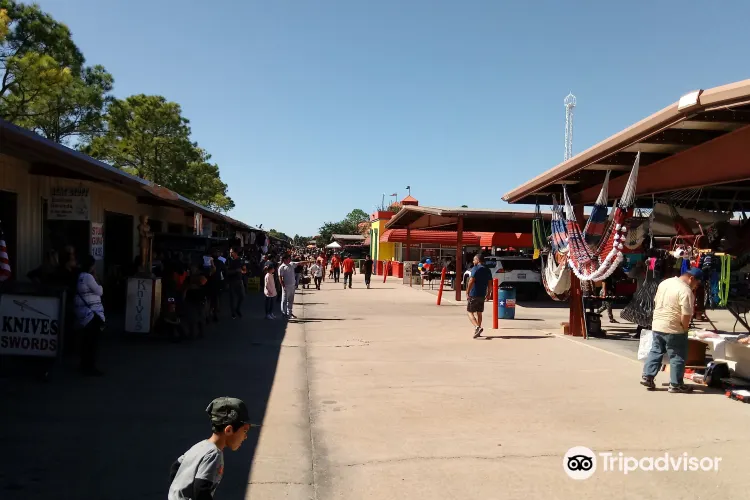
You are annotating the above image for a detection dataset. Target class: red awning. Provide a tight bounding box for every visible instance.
[475,232,533,248]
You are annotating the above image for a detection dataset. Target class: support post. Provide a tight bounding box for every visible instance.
[437,267,447,305]
[406,226,412,287]
[569,205,586,338]
[455,216,463,302]
[383,261,388,283]
[492,278,499,329]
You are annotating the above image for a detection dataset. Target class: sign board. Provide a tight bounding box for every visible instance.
[125,278,153,333]
[0,294,61,357]
[91,222,104,260]
[48,186,91,221]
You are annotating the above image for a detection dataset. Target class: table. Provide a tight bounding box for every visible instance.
[420,271,457,290]
[726,299,750,333]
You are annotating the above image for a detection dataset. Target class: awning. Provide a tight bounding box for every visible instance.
[380,229,533,247]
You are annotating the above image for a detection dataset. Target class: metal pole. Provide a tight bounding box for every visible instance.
[437,267,447,305]
[383,261,388,283]
[406,227,411,287]
[492,278,499,329]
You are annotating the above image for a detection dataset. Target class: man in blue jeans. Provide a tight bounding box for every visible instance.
[641,268,703,393]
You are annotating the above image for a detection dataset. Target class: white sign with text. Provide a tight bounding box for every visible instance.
[125,278,153,333]
[48,186,91,221]
[0,294,61,357]
[91,222,104,260]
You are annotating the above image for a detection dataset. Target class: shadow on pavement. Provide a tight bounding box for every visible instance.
[479,335,553,340]
[0,291,285,500]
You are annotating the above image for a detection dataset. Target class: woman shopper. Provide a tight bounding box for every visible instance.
[74,255,105,376]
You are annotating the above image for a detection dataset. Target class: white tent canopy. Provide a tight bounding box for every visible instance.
[325,241,342,249]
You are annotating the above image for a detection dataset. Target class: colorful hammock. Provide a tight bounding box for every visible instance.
[565,152,641,282]
[550,195,569,254]
[582,170,611,248]
[542,252,571,301]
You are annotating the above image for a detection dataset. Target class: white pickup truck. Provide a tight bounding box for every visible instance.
[462,256,542,300]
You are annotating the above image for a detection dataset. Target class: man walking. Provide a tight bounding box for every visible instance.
[330,253,341,283]
[342,254,356,289]
[226,248,245,319]
[363,255,374,289]
[466,254,492,339]
[641,268,702,393]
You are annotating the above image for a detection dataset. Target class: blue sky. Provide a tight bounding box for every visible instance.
[36,0,750,235]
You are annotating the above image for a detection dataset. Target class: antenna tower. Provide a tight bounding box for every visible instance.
[564,93,576,161]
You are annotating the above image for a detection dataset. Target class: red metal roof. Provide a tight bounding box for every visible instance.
[475,232,533,248]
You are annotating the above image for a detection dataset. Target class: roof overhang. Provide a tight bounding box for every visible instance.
[385,205,550,232]
[502,79,750,212]
[0,119,259,232]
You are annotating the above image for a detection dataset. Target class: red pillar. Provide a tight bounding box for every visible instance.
[437,267,447,305]
[406,227,412,287]
[455,216,463,302]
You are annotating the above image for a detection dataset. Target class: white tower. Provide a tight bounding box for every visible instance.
[564,93,576,161]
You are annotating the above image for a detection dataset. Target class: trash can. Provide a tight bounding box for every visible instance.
[498,286,517,320]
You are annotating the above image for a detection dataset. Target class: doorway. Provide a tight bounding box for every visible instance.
[0,191,17,281]
[104,212,134,312]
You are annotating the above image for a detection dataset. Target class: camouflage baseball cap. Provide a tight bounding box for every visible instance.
[206,397,250,426]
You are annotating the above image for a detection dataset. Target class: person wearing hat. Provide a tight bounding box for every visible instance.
[641,267,703,394]
[168,397,252,500]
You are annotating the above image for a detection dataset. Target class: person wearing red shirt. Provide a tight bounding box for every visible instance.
[342,255,356,289]
[330,254,342,283]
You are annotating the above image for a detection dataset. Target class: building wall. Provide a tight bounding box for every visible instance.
[369,218,395,261]
[0,153,192,279]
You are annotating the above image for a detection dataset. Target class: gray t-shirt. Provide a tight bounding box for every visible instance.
[168,440,224,499]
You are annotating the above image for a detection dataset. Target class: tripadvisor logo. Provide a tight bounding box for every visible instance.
[564,447,722,479]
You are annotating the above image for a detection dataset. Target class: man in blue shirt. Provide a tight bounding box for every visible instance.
[466,253,493,338]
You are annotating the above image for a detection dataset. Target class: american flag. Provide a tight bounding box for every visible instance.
[0,222,10,282]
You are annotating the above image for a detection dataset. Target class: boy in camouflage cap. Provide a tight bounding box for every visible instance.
[168,397,252,499]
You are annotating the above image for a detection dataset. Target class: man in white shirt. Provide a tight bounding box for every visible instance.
[277,254,312,318]
[641,268,702,393]
[310,262,323,290]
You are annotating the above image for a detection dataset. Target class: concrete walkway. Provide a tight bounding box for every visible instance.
[2,276,750,499]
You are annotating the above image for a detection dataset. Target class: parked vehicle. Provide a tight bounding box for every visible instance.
[462,256,542,300]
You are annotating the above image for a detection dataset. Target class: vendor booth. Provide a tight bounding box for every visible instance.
[503,78,750,395]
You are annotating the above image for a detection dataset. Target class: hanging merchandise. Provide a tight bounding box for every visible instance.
[565,153,640,282]
[620,270,660,328]
[625,216,648,250]
[542,252,571,301]
[550,195,569,255]
[719,254,731,307]
[582,170,611,249]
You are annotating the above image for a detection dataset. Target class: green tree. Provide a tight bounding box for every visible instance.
[0,0,84,122]
[84,94,234,211]
[268,229,291,242]
[12,64,113,144]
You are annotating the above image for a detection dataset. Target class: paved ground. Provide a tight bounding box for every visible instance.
[2,275,750,499]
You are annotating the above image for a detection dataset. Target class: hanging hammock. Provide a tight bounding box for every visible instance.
[550,195,569,254]
[582,170,611,248]
[542,252,571,301]
[565,152,641,282]
[532,200,548,260]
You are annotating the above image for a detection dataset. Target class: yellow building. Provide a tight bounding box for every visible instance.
[369,211,396,261]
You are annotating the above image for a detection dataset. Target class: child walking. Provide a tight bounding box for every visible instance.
[264,265,277,319]
[168,397,251,500]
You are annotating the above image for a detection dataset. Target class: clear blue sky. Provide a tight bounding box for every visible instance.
[36,0,750,236]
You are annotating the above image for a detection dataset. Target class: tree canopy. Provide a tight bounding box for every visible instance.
[0,1,237,214]
[318,209,370,245]
[83,94,234,212]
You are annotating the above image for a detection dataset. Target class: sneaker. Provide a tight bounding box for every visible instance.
[609,318,618,323]
[640,376,656,390]
[668,384,694,394]
[473,326,483,338]
[289,313,297,319]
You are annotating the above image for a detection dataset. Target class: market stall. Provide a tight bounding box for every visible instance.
[502,78,750,394]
